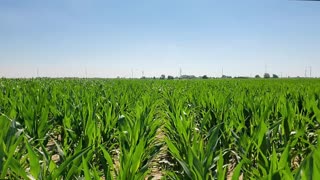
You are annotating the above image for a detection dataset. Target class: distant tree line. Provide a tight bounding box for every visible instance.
[142,73,281,80]
[255,73,279,79]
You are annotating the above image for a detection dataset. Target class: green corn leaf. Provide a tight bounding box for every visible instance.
[26,140,41,179]
[7,157,29,179]
[99,145,114,177]
[52,146,91,179]
[217,151,225,180]
[82,155,91,180]
[232,161,243,180]
[177,159,192,179]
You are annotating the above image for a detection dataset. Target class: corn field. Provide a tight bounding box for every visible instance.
[0,78,320,179]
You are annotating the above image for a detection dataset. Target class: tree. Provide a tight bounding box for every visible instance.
[264,73,270,78]
[160,74,166,79]
[202,75,208,79]
[255,75,260,78]
[272,74,279,78]
[167,75,174,80]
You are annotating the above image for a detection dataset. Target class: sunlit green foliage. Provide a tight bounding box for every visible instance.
[0,78,319,179]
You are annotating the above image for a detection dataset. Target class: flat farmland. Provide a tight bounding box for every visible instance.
[1,78,320,179]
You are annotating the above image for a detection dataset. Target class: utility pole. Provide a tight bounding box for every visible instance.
[37,68,39,77]
[305,67,307,78]
[131,68,133,79]
[179,68,182,77]
[310,66,312,78]
[222,67,224,77]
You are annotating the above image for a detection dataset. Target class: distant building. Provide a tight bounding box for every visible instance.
[221,75,232,78]
[180,75,196,79]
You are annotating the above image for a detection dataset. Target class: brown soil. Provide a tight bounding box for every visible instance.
[147,127,169,180]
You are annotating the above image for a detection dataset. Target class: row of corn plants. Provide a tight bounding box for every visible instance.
[0,79,162,179]
[162,79,320,179]
[0,78,320,179]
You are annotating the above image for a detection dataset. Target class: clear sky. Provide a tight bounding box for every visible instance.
[1,0,319,78]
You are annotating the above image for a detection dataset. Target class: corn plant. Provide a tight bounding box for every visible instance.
[0,78,320,179]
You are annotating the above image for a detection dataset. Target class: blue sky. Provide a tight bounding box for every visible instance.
[0,0,319,78]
